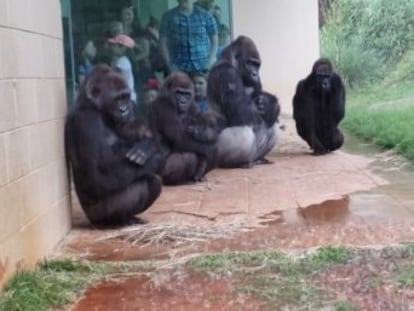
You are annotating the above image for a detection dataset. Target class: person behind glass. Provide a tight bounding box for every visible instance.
[109,21,124,36]
[191,72,209,112]
[107,34,137,103]
[216,24,230,59]
[144,16,168,75]
[119,7,154,99]
[138,78,161,119]
[78,40,97,84]
[194,0,214,11]
[160,0,218,75]
[212,4,222,25]
[121,6,141,37]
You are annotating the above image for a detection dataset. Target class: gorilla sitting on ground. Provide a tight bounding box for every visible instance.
[208,35,280,168]
[65,64,165,226]
[293,58,345,155]
[149,71,220,185]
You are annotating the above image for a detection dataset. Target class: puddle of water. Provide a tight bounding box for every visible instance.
[342,132,414,219]
[70,275,265,311]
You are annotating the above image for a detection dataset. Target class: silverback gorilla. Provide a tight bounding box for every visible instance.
[150,72,219,185]
[293,58,345,155]
[65,64,165,226]
[208,35,279,168]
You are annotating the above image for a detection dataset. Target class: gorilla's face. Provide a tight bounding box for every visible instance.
[106,89,134,124]
[84,65,135,126]
[242,58,261,87]
[174,89,193,113]
[314,63,333,91]
[162,72,195,113]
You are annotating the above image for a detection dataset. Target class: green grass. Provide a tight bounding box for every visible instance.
[343,80,414,161]
[334,300,358,311]
[367,277,385,288]
[0,259,114,311]
[396,264,414,287]
[190,247,351,309]
[191,247,350,273]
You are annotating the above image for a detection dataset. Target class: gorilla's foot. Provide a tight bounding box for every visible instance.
[92,216,147,229]
[241,162,254,169]
[254,158,273,165]
[312,149,329,156]
[193,175,207,183]
[125,216,147,226]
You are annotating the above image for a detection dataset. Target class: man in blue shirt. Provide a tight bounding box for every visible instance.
[160,0,218,74]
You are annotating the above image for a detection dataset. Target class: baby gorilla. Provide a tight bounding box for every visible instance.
[149,72,220,185]
[252,91,281,164]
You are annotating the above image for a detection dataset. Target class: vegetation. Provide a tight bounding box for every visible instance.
[342,80,414,160]
[321,0,414,87]
[191,247,352,309]
[321,0,414,159]
[2,245,414,310]
[0,259,123,311]
[190,245,414,309]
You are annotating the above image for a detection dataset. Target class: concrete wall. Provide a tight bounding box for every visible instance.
[0,0,71,287]
[231,0,320,114]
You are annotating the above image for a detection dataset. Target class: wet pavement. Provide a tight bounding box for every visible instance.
[59,116,414,310]
[60,116,414,261]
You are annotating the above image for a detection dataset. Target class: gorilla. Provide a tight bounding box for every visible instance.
[252,91,281,163]
[293,58,345,155]
[208,35,279,168]
[254,91,281,129]
[149,71,220,185]
[65,64,165,226]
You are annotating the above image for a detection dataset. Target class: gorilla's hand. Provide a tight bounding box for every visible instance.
[125,139,157,165]
[126,145,148,165]
[186,124,199,137]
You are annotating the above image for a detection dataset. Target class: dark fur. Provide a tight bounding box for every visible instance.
[149,71,219,185]
[293,58,345,155]
[207,36,278,167]
[254,91,280,128]
[208,36,262,127]
[65,64,165,226]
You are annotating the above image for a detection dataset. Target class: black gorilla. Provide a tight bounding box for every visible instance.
[208,35,279,168]
[65,64,165,226]
[252,91,281,163]
[149,71,220,185]
[254,91,281,129]
[293,58,345,155]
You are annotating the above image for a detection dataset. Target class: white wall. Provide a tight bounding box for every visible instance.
[232,0,320,114]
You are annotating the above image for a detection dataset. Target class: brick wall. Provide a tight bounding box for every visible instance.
[0,0,71,287]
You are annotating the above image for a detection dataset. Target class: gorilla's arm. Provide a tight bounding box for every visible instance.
[292,80,326,153]
[331,75,346,124]
[185,112,220,143]
[293,81,315,143]
[66,109,153,193]
[152,103,214,157]
[163,118,214,156]
[208,62,256,126]
[292,81,307,123]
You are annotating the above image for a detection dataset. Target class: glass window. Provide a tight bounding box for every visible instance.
[60,0,232,106]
